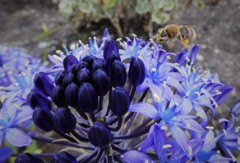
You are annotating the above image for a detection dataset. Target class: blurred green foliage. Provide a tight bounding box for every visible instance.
[53,0,204,37]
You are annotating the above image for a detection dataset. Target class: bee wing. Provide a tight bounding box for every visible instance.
[189,28,196,41]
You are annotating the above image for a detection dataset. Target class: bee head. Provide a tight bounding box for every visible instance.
[157,28,169,42]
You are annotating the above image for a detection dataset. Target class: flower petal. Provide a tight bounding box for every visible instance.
[120,150,153,163]
[129,102,159,120]
[0,147,12,161]
[169,125,189,154]
[139,125,154,152]
[231,99,240,116]
[6,128,32,147]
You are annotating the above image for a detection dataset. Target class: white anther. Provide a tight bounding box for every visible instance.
[160,126,168,131]
[206,126,214,130]
[132,33,137,37]
[215,90,222,95]
[196,112,204,119]
[195,92,201,97]
[116,38,122,42]
[153,93,161,103]
[223,129,227,136]
[53,54,63,61]
[151,68,156,72]
[162,144,172,149]
[188,146,193,156]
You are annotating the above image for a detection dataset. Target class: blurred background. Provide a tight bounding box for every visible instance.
[0,0,240,111]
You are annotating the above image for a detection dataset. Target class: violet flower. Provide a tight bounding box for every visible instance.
[1,31,238,163]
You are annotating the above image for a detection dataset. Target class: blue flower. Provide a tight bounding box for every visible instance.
[137,42,182,102]
[130,95,205,158]
[0,99,32,147]
[6,30,234,162]
[0,46,48,107]
[47,29,110,73]
[119,36,152,61]
[217,114,240,162]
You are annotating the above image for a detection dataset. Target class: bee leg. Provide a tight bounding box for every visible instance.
[179,35,189,49]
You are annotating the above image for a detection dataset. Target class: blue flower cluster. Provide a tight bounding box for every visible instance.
[1,30,239,162]
[0,46,48,161]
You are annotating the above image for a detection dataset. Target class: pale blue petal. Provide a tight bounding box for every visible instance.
[181,119,205,133]
[136,80,149,93]
[202,130,217,151]
[193,104,208,126]
[231,99,240,116]
[208,154,232,163]
[14,106,33,125]
[167,78,185,95]
[6,128,32,147]
[169,94,181,109]
[169,125,189,154]
[179,98,193,114]
[129,102,159,120]
[149,83,163,104]
[163,86,173,100]
[121,150,153,163]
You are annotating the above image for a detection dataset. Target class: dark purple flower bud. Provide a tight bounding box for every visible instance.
[62,73,75,88]
[32,108,53,132]
[111,60,126,87]
[34,72,54,96]
[103,40,120,75]
[92,59,106,72]
[88,121,113,148]
[53,108,76,133]
[78,82,98,113]
[65,83,79,107]
[77,68,92,86]
[128,57,145,86]
[55,71,66,86]
[82,55,97,65]
[15,153,44,163]
[111,87,130,116]
[50,152,77,163]
[63,55,78,71]
[231,99,240,116]
[92,69,110,96]
[71,61,89,74]
[214,85,233,105]
[103,40,119,61]
[51,85,66,107]
[27,90,51,111]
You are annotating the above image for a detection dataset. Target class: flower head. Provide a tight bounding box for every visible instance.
[3,30,236,163]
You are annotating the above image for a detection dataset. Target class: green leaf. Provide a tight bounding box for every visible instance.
[151,12,170,24]
[150,0,164,10]
[78,0,94,13]
[162,0,175,11]
[135,0,151,14]
[104,0,117,8]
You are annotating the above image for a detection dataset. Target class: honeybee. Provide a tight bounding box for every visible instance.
[156,24,196,49]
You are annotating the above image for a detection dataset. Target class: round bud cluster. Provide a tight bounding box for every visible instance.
[27,39,146,150]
